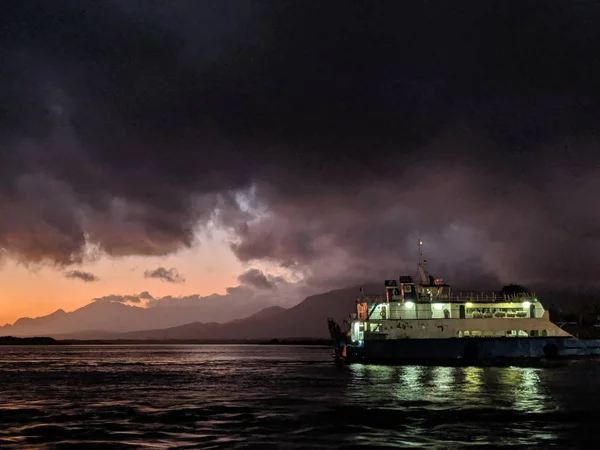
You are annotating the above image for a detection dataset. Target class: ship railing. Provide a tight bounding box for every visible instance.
[356,295,387,303]
[356,292,537,303]
[440,292,538,302]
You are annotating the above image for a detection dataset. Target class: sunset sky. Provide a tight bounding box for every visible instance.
[0,229,245,323]
[1,1,599,326]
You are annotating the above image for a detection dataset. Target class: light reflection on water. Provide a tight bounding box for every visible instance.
[344,362,575,447]
[348,363,549,412]
[0,345,599,449]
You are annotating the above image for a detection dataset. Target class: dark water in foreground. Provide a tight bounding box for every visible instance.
[1,345,600,449]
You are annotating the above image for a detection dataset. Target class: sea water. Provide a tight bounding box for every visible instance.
[1,344,599,449]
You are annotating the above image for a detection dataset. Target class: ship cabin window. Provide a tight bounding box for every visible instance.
[458,329,525,338]
[467,307,529,319]
[431,303,451,319]
[369,323,381,332]
[351,322,366,342]
[541,330,548,337]
[506,330,529,337]
[530,330,538,337]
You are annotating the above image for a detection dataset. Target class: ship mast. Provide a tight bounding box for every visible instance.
[416,239,428,284]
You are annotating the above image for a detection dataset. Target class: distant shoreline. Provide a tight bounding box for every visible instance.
[1,336,332,346]
[57,338,332,346]
[0,336,65,345]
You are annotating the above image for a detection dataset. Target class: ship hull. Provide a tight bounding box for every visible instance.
[336,337,600,365]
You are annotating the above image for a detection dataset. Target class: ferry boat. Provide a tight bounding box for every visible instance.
[327,241,600,365]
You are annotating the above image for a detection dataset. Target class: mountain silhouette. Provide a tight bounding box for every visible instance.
[1,296,270,337]
[57,284,379,340]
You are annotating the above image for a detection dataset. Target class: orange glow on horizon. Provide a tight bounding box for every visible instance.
[0,235,244,325]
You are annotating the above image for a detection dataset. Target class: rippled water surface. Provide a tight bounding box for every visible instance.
[1,345,600,448]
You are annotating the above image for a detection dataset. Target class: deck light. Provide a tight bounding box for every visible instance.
[522,301,531,308]
[405,301,415,308]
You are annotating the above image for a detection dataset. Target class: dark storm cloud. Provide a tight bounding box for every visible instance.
[143,267,185,284]
[237,268,277,290]
[1,1,599,289]
[64,269,99,282]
